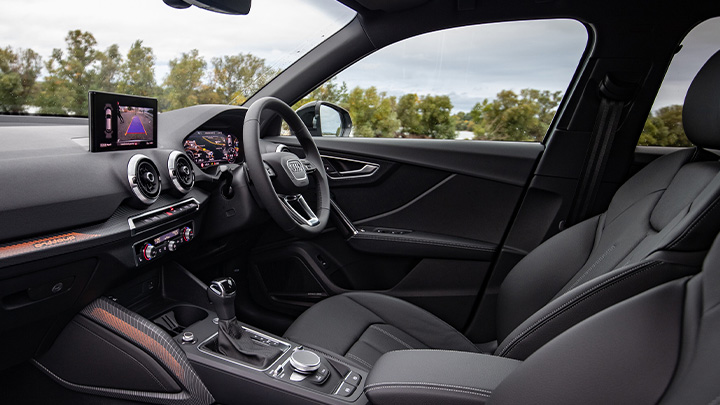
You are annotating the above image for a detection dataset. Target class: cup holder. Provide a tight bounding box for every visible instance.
[153,305,208,336]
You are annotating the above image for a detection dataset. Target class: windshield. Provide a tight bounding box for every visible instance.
[0,0,356,116]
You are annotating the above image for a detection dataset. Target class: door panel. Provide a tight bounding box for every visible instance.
[251,136,543,331]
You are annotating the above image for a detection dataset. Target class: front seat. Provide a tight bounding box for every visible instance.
[488,230,720,405]
[285,50,720,370]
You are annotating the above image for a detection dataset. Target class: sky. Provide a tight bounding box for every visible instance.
[0,0,717,113]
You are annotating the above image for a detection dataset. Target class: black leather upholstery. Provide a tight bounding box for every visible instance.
[488,232,720,405]
[365,350,519,405]
[284,292,479,369]
[683,50,720,150]
[285,50,720,370]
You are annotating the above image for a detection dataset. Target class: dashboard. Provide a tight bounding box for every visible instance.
[184,130,241,168]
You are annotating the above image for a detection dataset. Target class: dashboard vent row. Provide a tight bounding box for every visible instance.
[168,151,195,194]
[127,154,161,206]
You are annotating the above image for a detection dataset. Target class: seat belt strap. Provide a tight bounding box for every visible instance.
[567,92,625,226]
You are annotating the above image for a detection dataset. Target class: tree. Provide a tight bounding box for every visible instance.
[93,44,123,93]
[294,77,348,109]
[118,40,158,97]
[0,47,42,113]
[162,49,208,110]
[342,86,400,137]
[211,53,275,105]
[396,93,421,135]
[418,94,455,139]
[471,88,562,142]
[453,111,474,131]
[42,30,100,114]
[639,105,691,147]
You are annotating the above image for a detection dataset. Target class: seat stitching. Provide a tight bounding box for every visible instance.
[369,325,414,350]
[364,385,490,397]
[498,261,660,357]
[73,320,171,391]
[567,244,616,290]
[355,234,495,251]
[347,353,373,369]
[668,196,720,249]
[365,382,492,395]
[345,294,478,352]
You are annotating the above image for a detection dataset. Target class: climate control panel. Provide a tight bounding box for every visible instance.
[133,222,194,265]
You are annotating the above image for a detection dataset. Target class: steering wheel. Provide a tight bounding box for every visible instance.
[243,97,330,237]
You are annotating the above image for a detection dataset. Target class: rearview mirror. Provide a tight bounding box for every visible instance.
[296,101,352,137]
[163,0,251,15]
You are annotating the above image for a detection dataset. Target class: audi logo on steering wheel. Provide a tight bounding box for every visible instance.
[288,160,303,173]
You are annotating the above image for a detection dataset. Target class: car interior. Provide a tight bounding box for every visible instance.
[1,0,720,404]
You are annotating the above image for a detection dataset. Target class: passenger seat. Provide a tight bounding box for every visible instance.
[284,50,720,370]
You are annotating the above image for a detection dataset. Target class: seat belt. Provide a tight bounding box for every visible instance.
[567,75,633,227]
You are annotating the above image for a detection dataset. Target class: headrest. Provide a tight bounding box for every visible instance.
[683,50,720,150]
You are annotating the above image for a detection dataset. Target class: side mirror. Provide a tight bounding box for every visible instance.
[296,101,352,137]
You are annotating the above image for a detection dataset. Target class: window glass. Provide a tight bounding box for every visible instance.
[295,19,588,141]
[639,17,720,147]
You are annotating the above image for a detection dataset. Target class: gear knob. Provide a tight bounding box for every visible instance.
[208,277,237,321]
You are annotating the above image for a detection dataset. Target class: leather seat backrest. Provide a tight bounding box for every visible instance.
[488,231,720,405]
[494,49,720,360]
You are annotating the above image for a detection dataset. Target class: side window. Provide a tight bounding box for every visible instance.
[639,17,720,147]
[296,19,588,141]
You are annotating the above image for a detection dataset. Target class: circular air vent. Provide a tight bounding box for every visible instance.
[168,151,195,194]
[127,154,161,205]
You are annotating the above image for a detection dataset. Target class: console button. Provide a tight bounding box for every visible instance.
[345,371,362,386]
[336,382,356,397]
[309,365,330,385]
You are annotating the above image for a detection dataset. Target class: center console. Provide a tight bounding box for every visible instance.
[177,276,368,404]
[34,267,368,405]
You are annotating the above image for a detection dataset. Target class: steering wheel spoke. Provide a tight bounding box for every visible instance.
[300,159,317,173]
[244,97,330,237]
[279,194,320,227]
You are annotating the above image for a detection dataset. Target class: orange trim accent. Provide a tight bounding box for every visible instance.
[0,232,100,259]
[89,308,184,383]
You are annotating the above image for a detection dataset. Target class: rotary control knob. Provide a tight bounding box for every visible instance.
[182,227,193,242]
[289,349,321,374]
[142,243,156,261]
[168,240,178,252]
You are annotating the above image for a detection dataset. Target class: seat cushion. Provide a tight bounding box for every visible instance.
[284,292,479,369]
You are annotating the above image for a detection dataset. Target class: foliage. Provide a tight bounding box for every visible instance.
[293,77,348,109]
[639,105,691,147]
[0,46,42,113]
[118,40,158,98]
[343,86,399,137]
[212,53,276,105]
[0,29,698,148]
[162,49,207,111]
[471,89,562,141]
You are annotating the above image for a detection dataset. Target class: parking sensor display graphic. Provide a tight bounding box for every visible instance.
[118,105,154,143]
[89,91,157,152]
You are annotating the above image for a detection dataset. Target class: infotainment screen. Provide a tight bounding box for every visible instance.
[89,91,158,152]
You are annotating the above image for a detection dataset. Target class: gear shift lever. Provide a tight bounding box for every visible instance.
[207,277,237,321]
[206,277,282,368]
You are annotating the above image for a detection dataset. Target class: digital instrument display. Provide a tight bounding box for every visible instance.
[183,130,240,168]
[89,91,157,152]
